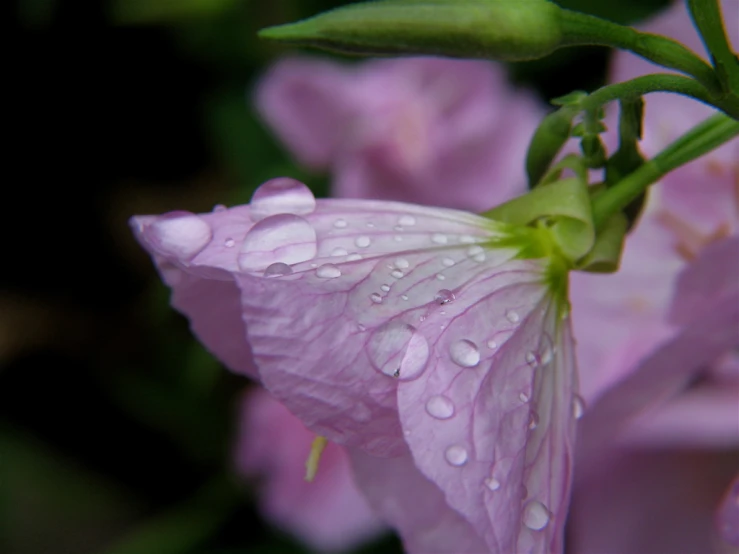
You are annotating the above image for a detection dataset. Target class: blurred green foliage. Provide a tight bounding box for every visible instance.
[5,0,671,552]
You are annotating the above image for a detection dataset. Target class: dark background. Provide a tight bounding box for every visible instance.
[3,0,669,552]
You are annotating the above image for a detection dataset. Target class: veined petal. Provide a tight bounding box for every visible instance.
[132,179,577,551]
[398,290,576,553]
[232,191,550,457]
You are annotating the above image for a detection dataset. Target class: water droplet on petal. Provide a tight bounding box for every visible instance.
[224,238,235,248]
[370,293,383,304]
[523,501,551,531]
[212,204,227,212]
[436,273,446,281]
[394,235,403,242]
[528,411,540,430]
[391,270,404,279]
[519,392,530,403]
[398,215,416,226]
[316,263,341,279]
[347,253,362,261]
[355,236,371,248]
[331,247,348,257]
[467,245,483,256]
[401,294,409,301]
[572,394,586,419]
[250,178,316,220]
[445,445,468,466]
[380,284,390,292]
[145,212,212,260]
[333,219,348,229]
[431,233,448,245]
[506,309,520,323]
[434,289,455,305]
[450,340,480,368]
[525,351,539,368]
[394,258,410,269]
[425,395,455,419]
[484,477,501,491]
[263,262,293,277]
[487,340,498,350]
[459,235,475,244]
[368,321,429,380]
[238,214,317,271]
[540,343,554,366]
[442,257,455,267]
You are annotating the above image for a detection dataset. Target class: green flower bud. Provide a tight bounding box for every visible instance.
[259,0,564,61]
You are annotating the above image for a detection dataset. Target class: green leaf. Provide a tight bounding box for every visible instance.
[525,107,578,188]
[259,0,566,61]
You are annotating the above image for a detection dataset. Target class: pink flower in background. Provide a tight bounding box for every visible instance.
[256,56,544,210]
[566,2,739,551]
[132,177,580,554]
[234,388,385,552]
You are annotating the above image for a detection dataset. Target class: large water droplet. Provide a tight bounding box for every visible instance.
[331,247,348,257]
[445,445,468,466]
[431,233,448,245]
[263,262,293,277]
[145,211,212,260]
[394,258,410,269]
[398,215,416,226]
[436,273,446,281]
[355,236,371,248]
[505,309,520,323]
[523,501,550,531]
[238,214,317,271]
[368,321,429,380]
[391,270,404,279]
[316,264,342,279]
[380,284,390,292]
[572,394,586,419]
[435,289,455,305]
[425,395,455,419]
[450,339,480,368]
[370,293,383,304]
[250,178,316,221]
[442,257,455,267]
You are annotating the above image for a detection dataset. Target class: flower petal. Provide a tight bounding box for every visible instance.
[131,208,259,379]
[398,295,577,553]
[235,388,385,552]
[349,447,489,553]
[233,195,537,456]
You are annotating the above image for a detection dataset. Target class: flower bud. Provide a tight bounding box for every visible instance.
[259,0,564,61]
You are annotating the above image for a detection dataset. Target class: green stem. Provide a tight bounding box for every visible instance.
[591,113,739,229]
[580,74,739,119]
[558,8,722,94]
[687,0,739,93]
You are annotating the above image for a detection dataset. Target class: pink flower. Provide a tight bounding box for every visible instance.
[132,176,581,553]
[256,56,544,210]
[566,2,739,551]
[234,388,385,552]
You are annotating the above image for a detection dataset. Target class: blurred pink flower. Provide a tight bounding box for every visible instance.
[132,177,580,554]
[567,2,739,551]
[256,56,544,210]
[234,388,385,552]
